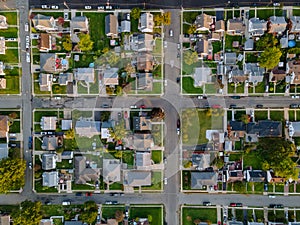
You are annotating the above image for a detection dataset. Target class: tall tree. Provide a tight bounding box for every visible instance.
[78,33,94,52]
[255,34,278,51]
[258,138,298,180]
[80,201,98,225]
[110,119,128,142]
[131,7,141,20]
[163,12,171,25]
[258,47,282,70]
[183,50,198,65]
[62,35,72,52]
[0,158,26,193]
[12,201,42,225]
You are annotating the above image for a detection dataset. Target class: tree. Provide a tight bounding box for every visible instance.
[211,157,224,169]
[154,14,163,26]
[57,17,65,26]
[116,86,123,96]
[150,108,165,121]
[124,63,136,75]
[78,33,94,51]
[9,112,18,119]
[62,35,72,52]
[187,24,196,34]
[258,138,298,180]
[100,111,111,122]
[96,51,120,66]
[64,128,75,139]
[114,151,122,158]
[194,219,201,225]
[0,158,26,193]
[80,201,98,224]
[241,114,250,124]
[255,33,278,51]
[163,12,171,25]
[148,215,153,222]
[12,200,42,225]
[184,50,198,65]
[183,160,193,168]
[131,7,141,20]
[110,119,128,142]
[258,47,282,70]
[115,210,124,222]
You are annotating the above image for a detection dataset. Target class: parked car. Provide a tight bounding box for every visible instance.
[40,132,47,135]
[126,13,130,20]
[62,201,71,205]
[268,195,276,198]
[177,119,180,129]
[9,143,17,148]
[290,104,298,109]
[112,201,118,205]
[25,22,29,32]
[229,104,237,109]
[28,162,32,169]
[9,133,17,137]
[98,6,105,10]
[85,5,92,9]
[176,128,180,135]
[164,178,168,185]
[64,12,69,20]
[85,192,92,196]
[41,5,50,9]
[203,201,212,206]
[51,5,59,9]
[105,201,112,204]
[26,52,30,63]
[256,104,263,108]
[75,192,82,196]
[229,203,236,207]
[177,43,181,49]
[105,5,112,10]
[31,34,39,39]
[211,104,221,109]
[169,29,173,37]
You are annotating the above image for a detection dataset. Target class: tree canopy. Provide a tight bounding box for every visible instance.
[0,158,26,193]
[130,7,141,20]
[96,50,120,66]
[78,33,94,51]
[255,33,278,51]
[258,46,282,70]
[183,50,198,66]
[80,201,98,224]
[258,138,298,180]
[12,201,42,225]
[62,35,72,52]
[110,119,128,142]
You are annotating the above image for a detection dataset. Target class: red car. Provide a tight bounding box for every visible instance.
[140,105,146,108]
[211,104,222,109]
[85,192,92,196]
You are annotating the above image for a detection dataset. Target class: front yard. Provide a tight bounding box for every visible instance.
[130,205,163,225]
[182,206,217,225]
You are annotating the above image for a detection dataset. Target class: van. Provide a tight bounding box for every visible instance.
[62,201,71,205]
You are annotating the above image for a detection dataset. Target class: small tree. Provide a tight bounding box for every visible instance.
[57,17,65,26]
[148,215,153,222]
[163,12,171,25]
[62,36,72,52]
[78,33,94,51]
[64,128,75,139]
[194,218,201,225]
[184,50,198,65]
[131,7,141,20]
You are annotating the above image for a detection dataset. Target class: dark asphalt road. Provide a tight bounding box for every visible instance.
[29,0,300,9]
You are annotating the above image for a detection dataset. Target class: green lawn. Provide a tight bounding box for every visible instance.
[205,83,217,94]
[152,124,163,146]
[9,120,20,133]
[34,82,51,95]
[212,41,222,55]
[289,110,296,121]
[122,151,134,166]
[270,110,284,121]
[130,206,163,225]
[5,41,18,47]
[246,53,258,63]
[131,18,139,32]
[254,82,265,93]
[151,150,162,164]
[75,135,104,151]
[52,84,67,94]
[225,34,242,51]
[109,182,123,190]
[182,207,217,225]
[182,77,203,94]
[0,75,19,94]
[72,183,95,190]
[255,110,268,121]
[293,9,300,16]
[1,11,18,25]
[153,38,162,55]
[275,183,285,193]
[34,110,59,123]
[243,150,263,170]
[73,54,95,68]
[102,206,125,219]
[228,83,235,94]
[236,83,244,94]
[56,159,73,169]
[77,82,88,94]
[229,153,242,161]
[83,12,109,51]
[72,110,93,120]
[182,60,202,75]
[0,49,19,63]
[35,180,58,193]
[256,8,275,20]
[0,27,18,38]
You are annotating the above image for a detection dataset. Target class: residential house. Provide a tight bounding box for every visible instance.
[61,151,74,160]
[289,16,300,33]
[269,66,286,82]
[123,170,151,187]
[42,136,59,151]
[0,15,8,29]
[32,14,56,31]
[194,13,214,32]
[42,171,59,187]
[194,39,210,58]
[75,118,101,138]
[137,34,154,52]
[215,20,225,33]
[191,153,211,170]
[137,73,153,91]
[137,52,154,72]
[102,158,121,183]
[62,119,72,130]
[244,63,265,83]
[0,78,5,89]
[136,151,151,169]
[0,143,8,160]
[101,120,114,140]
[74,67,95,83]
[74,156,100,184]
[42,153,57,170]
[105,14,118,38]
[226,65,247,83]
[40,53,57,73]
[0,115,8,138]
[227,170,244,182]
[248,18,267,36]
[227,18,245,35]
[0,37,5,54]
[40,116,57,130]
[133,116,152,131]
[59,73,73,85]
[270,171,285,183]
[70,16,89,43]
[244,39,254,50]
[139,12,154,33]
[289,122,300,137]
[0,215,10,225]
[246,120,282,137]
[121,20,131,33]
[0,61,5,75]
[39,33,52,52]
[228,121,246,139]
[287,60,300,84]
[193,67,211,87]
[268,16,287,34]
[244,170,271,182]
[39,73,53,92]
[224,53,236,65]
[133,133,154,151]
[103,67,119,86]
[190,171,218,189]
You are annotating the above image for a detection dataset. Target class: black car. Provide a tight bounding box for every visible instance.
[231,96,240,99]
[290,104,298,109]
[229,104,237,109]
[203,201,212,206]
[75,192,82,196]
[177,119,180,129]
[256,104,263,108]
[269,204,283,208]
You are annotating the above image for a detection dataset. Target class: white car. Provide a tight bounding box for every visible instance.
[25,22,29,32]
[164,41,167,48]
[26,35,30,43]
[51,5,59,9]
[164,178,168,185]
[169,29,173,37]
[85,5,92,9]
[177,128,180,135]
[105,5,112,10]
[269,195,276,198]
[98,6,105,10]
[41,5,50,9]
[26,52,30,63]
[126,13,130,20]
[28,162,32,169]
